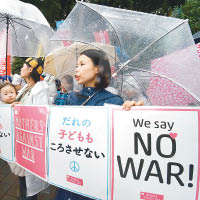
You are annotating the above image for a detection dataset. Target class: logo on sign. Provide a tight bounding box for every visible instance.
[70,161,80,172]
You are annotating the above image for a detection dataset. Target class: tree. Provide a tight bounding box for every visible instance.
[90,0,134,9]
[59,0,76,20]
[133,0,163,13]
[168,0,185,7]
[12,57,25,75]
[180,0,200,34]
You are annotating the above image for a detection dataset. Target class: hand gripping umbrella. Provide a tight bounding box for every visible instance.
[0,0,54,78]
[50,1,200,106]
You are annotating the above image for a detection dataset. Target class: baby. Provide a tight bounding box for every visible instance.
[0,83,24,176]
[0,82,17,104]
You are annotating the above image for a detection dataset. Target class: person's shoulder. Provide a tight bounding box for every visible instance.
[64,91,82,105]
[34,81,49,91]
[100,89,121,98]
[98,89,124,105]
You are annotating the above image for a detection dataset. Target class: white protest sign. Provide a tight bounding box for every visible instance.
[48,106,110,200]
[111,107,199,200]
[0,104,14,161]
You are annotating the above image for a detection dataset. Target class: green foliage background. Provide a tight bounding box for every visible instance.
[181,0,200,34]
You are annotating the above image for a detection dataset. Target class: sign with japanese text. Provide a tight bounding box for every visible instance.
[0,105,13,161]
[111,107,200,200]
[13,105,48,180]
[48,106,110,200]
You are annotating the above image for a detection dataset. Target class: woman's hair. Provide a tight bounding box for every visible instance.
[0,82,17,94]
[25,57,44,83]
[80,49,111,89]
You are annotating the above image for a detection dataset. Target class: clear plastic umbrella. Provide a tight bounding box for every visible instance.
[0,0,54,77]
[50,1,200,106]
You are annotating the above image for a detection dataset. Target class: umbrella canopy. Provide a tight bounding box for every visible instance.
[51,1,200,106]
[0,0,55,76]
[44,41,118,78]
[0,0,49,26]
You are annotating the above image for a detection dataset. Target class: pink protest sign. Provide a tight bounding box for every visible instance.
[13,105,48,180]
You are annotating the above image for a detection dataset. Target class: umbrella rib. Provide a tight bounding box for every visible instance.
[0,13,31,29]
[129,67,200,103]
[11,19,31,29]
[79,2,122,57]
[113,20,188,77]
[0,13,8,18]
[0,13,10,23]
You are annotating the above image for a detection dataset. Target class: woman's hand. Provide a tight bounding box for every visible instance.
[122,100,144,111]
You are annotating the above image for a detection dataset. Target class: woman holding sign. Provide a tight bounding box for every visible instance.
[11,57,51,200]
[55,49,143,200]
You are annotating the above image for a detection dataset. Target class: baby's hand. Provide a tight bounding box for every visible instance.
[11,102,21,107]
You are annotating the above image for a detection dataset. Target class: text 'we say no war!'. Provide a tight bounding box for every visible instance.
[117,117,195,188]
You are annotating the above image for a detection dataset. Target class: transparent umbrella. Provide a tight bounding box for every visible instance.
[50,1,200,106]
[0,0,54,77]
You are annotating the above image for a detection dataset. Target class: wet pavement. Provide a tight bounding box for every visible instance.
[0,159,56,200]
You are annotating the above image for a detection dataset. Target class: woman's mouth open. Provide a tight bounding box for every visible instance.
[75,75,80,81]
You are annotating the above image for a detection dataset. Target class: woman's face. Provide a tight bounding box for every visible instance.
[20,63,32,79]
[75,55,99,87]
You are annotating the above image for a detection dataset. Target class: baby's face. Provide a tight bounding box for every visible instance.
[0,85,16,104]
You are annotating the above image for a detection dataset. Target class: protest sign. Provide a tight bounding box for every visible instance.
[13,105,48,180]
[48,106,110,200]
[111,107,200,200]
[0,105,13,161]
